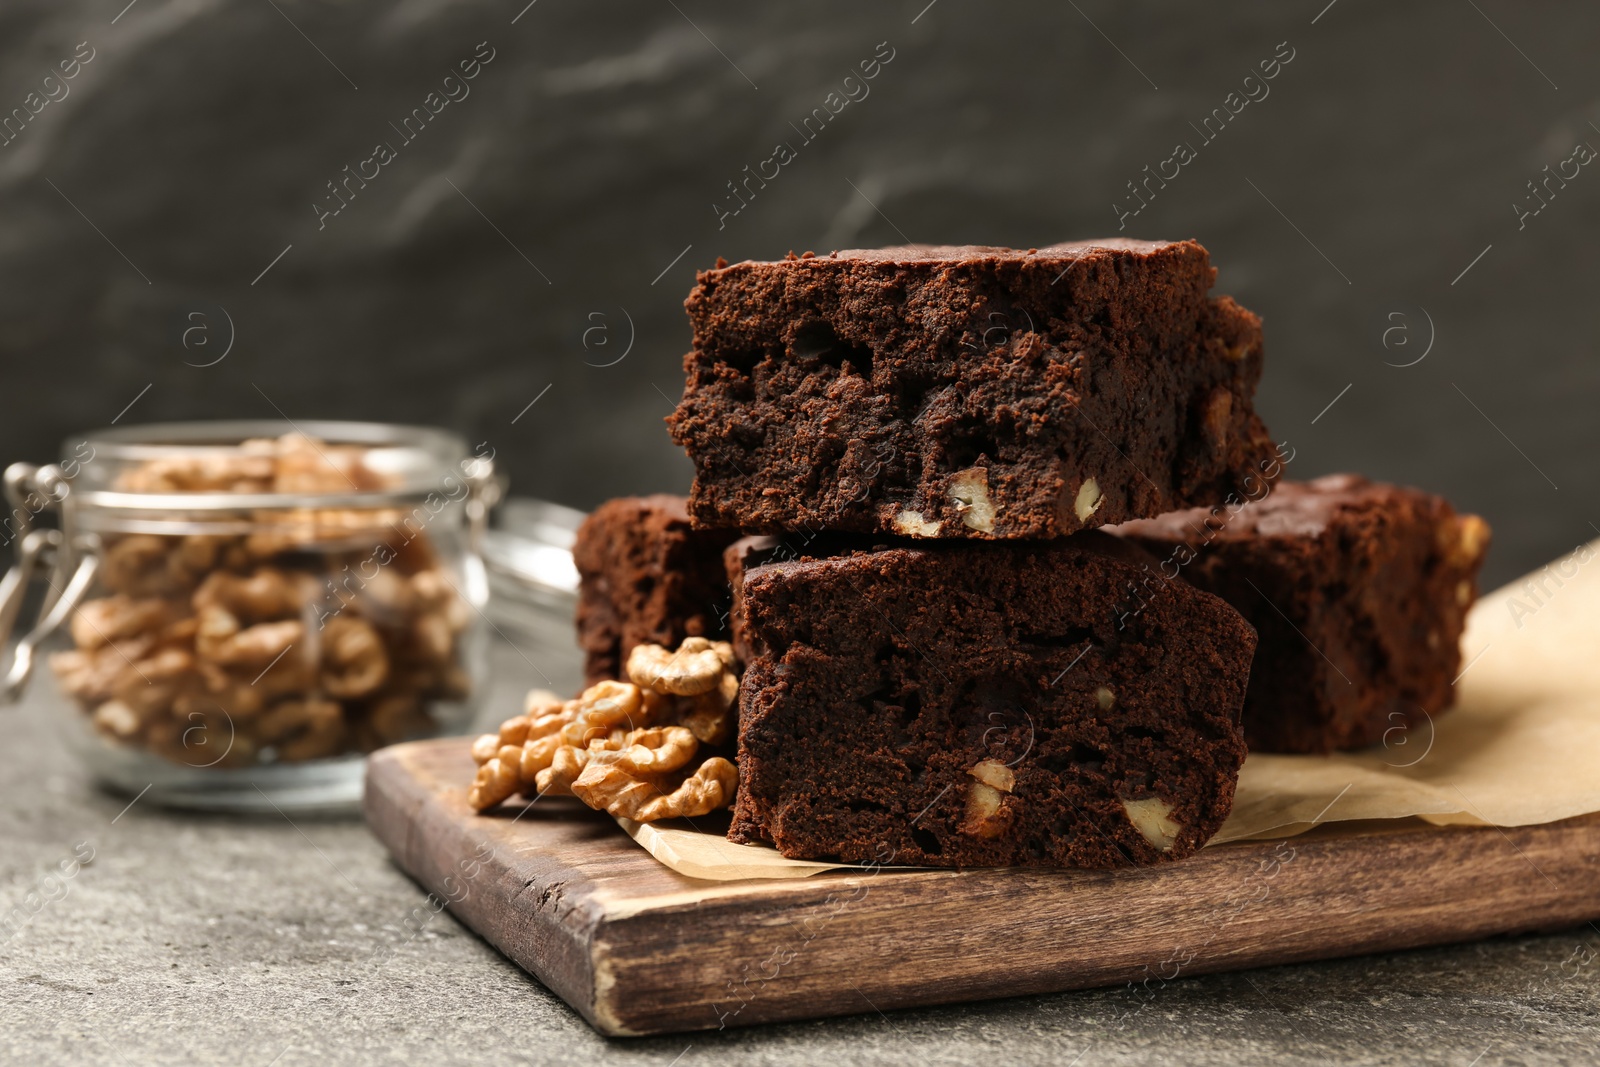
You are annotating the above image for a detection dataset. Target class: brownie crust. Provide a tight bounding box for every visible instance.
[668,240,1280,539]
[727,534,1256,869]
[1110,474,1490,753]
[572,495,738,683]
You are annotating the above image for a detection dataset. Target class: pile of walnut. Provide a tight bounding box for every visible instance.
[48,434,469,767]
[469,637,739,822]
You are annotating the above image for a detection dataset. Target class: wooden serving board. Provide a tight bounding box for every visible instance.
[364,737,1600,1037]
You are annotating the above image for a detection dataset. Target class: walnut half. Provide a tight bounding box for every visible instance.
[625,637,732,696]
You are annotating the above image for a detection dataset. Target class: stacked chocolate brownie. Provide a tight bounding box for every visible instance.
[669,240,1279,538]
[722,533,1258,867]
[659,239,1288,869]
[570,239,1490,869]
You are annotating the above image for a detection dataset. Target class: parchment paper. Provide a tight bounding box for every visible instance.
[623,541,1600,880]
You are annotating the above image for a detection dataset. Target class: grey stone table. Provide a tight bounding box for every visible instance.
[3,638,1597,1067]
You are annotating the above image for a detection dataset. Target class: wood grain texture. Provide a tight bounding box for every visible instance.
[364,737,1600,1037]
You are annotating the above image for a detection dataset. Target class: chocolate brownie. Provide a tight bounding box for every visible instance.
[1110,475,1491,753]
[667,240,1280,539]
[727,534,1256,868]
[725,535,795,668]
[572,496,738,683]
[722,532,893,665]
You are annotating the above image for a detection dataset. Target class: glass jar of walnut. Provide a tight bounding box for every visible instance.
[0,421,498,812]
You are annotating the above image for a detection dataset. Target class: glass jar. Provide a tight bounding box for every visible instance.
[481,497,585,700]
[0,420,498,812]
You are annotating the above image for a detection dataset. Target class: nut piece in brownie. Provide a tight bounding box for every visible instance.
[668,240,1280,539]
[1110,474,1490,753]
[727,534,1256,868]
[573,496,738,684]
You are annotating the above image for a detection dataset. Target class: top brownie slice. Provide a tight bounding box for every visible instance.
[667,239,1280,539]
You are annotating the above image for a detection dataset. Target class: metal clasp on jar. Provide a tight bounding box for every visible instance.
[0,463,101,702]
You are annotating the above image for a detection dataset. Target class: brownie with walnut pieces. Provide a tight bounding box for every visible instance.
[572,496,738,684]
[667,239,1280,539]
[1110,474,1491,753]
[725,533,1256,869]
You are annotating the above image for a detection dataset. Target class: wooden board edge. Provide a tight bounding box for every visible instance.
[583,814,1600,1035]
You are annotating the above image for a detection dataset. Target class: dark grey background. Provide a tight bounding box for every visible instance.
[0,0,1593,588]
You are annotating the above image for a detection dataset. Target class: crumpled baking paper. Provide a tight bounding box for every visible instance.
[622,540,1600,880]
